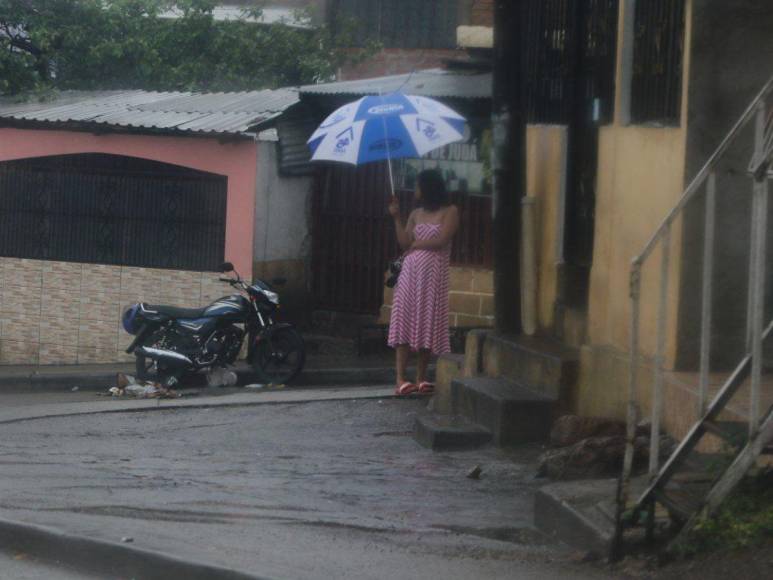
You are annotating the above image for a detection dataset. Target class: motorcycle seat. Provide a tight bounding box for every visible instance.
[143,304,208,320]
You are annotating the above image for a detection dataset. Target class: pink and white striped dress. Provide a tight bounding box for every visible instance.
[388,223,451,355]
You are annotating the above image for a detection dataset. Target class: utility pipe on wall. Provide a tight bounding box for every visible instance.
[521,196,538,336]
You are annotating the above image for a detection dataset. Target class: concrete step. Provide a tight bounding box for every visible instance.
[414,415,492,451]
[534,479,619,557]
[451,377,553,446]
[434,353,465,414]
[482,333,578,403]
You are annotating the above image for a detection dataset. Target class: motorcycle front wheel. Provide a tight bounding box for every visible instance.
[134,353,157,382]
[251,326,306,385]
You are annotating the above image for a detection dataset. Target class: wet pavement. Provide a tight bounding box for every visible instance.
[0,394,615,579]
[0,550,94,579]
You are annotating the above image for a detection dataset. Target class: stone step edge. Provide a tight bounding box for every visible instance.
[414,414,493,451]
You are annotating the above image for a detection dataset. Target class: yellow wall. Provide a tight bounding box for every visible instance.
[525,125,567,333]
[574,0,693,419]
[589,125,686,356]
[380,266,494,328]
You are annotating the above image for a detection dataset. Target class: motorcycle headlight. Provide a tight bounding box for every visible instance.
[263,290,280,305]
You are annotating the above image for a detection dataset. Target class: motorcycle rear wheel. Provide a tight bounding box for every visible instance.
[251,326,305,385]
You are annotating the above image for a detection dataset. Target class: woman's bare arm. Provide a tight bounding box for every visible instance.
[411,206,460,251]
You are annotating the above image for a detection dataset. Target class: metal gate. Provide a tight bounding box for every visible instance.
[312,162,492,314]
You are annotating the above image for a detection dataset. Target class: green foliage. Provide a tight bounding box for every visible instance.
[678,470,773,556]
[0,0,374,96]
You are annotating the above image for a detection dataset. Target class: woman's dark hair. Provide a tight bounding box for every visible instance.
[417,169,450,211]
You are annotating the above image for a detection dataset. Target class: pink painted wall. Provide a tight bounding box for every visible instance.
[0,128,257,276]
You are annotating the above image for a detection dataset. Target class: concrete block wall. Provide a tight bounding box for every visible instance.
[339,48,461,81]
[379,266,494,328]
[0,257,226,365]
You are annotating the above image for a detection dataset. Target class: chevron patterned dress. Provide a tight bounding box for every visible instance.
[388,223,451,355]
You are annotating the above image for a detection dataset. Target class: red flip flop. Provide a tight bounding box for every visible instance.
[418,382,435,395]
[396,382,418,396]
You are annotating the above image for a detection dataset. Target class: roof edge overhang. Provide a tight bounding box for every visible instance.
[0,118,257,142]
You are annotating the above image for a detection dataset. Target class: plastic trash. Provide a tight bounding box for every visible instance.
[108,373,179,399]
[245,384,267,390]
[125,383,160,398]
[206,368,238,388]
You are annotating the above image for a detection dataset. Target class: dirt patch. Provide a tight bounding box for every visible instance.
[589,539,773,579]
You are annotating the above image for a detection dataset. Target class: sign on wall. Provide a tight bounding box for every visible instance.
[395,118,492,196]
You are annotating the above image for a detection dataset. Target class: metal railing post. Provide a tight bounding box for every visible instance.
[650,224,671,476]
[750,102,769,436]
[614,261,643,559]
[699,173,717,416]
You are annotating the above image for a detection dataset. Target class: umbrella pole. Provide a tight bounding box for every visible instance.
[378,88,396,198]
[386,153,395,197]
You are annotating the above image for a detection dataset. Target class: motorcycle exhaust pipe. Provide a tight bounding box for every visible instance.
[136,346,193,367]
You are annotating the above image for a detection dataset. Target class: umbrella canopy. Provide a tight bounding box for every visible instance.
[307,92,467,166]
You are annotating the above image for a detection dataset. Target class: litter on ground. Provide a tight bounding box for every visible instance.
[108,373,180,399]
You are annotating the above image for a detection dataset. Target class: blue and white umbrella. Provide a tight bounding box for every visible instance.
[307,92,467,167]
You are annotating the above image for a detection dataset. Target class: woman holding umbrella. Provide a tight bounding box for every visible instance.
[306,90,467,395]
[388,169,459,396]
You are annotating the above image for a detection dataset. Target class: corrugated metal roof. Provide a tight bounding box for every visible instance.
[276,103,318,176]
[0,89,300,137]
[299,69,492,100]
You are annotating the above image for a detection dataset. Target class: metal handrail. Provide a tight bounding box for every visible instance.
[614,74,773,559]
[633,76,773,265]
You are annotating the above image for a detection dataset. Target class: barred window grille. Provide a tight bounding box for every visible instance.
[334,0,460,49]
[630,0,686,125]
[0,154,227,272]
[521,0,619,126]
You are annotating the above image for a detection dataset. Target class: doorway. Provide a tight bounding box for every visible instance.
[522,0,619,312]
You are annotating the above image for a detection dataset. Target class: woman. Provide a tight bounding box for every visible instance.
[387,169,460,396]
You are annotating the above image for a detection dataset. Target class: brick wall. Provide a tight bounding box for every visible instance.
[0,257,227,365]
[471,0,494,27]
[379,266,494,329]
[339,48,462,81]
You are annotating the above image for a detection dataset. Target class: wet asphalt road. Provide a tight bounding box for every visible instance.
[0,395,614,579]
[0,550,94,579]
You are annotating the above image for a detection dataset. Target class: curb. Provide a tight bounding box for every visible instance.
[0,516,270,580]
[0,365,432,394]
[0,387,398,426]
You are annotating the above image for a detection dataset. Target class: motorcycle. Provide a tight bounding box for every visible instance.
[122,262,305,387]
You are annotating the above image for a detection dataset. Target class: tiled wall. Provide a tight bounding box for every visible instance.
[0,258,227,365]
[379,266,495,328]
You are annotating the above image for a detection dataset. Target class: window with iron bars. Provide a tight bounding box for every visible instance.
[0,154,227,272]
[521,0,619,126]
[630,0,686,126]
[332,0,460,49]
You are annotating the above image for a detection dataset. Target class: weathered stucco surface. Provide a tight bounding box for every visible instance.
[525,124,567,333]
[575,0,693,419]
[0,128,257,276]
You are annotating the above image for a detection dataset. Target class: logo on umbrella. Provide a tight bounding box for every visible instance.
[335,127,355,154]
[367,104,405,115]
[417,119,440,141]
